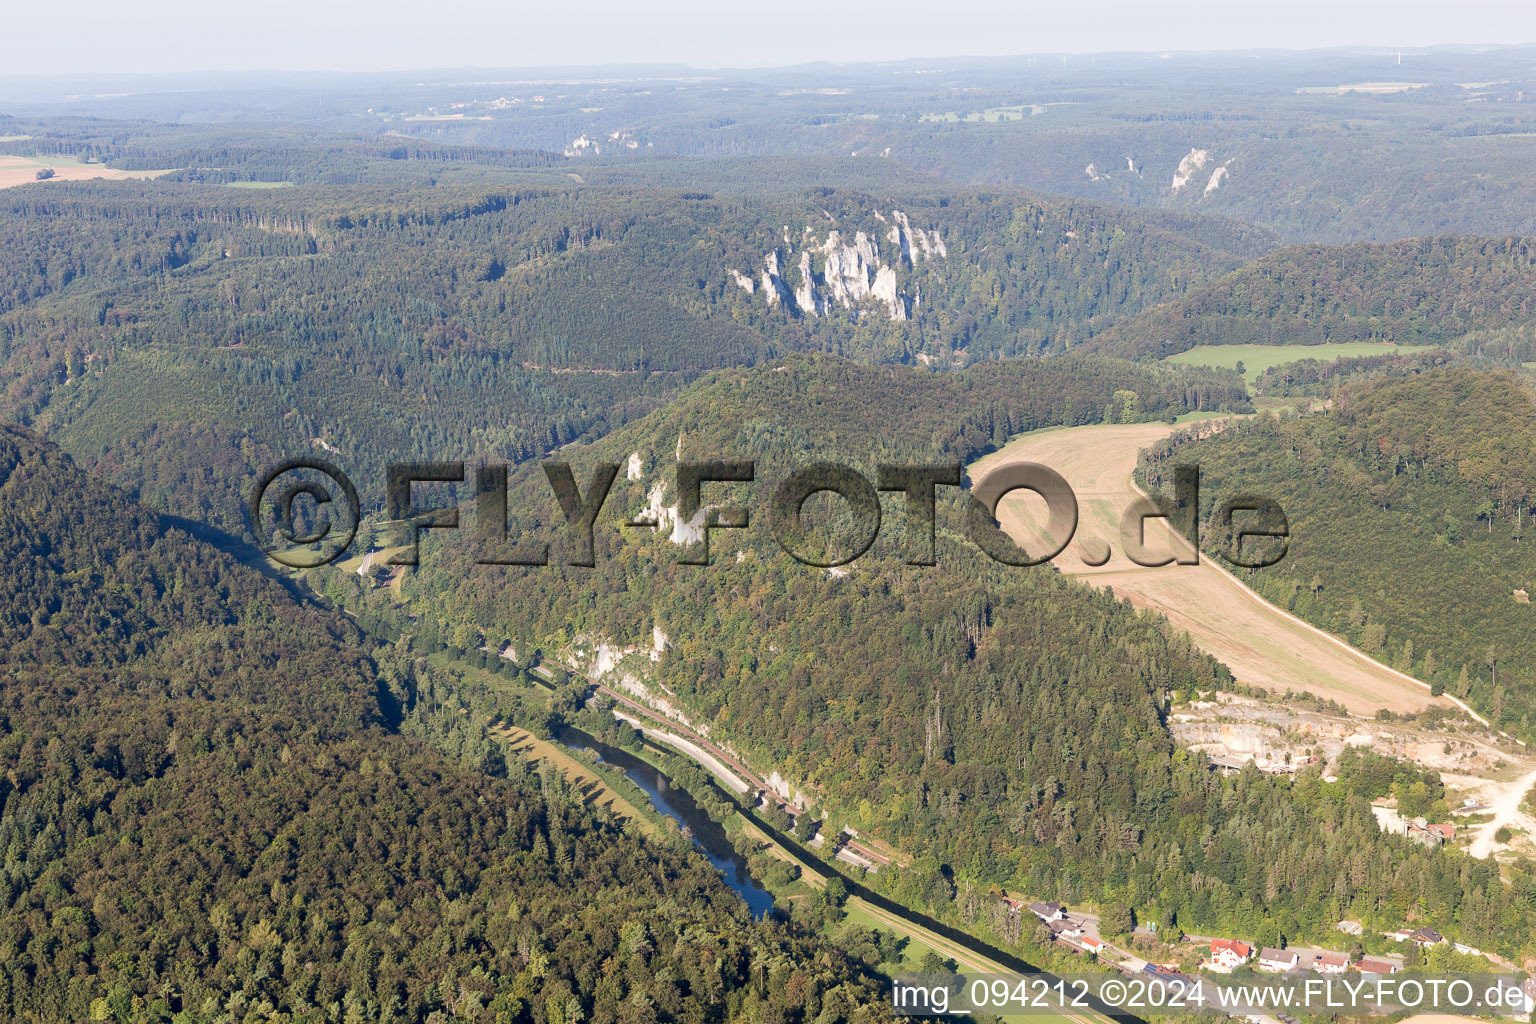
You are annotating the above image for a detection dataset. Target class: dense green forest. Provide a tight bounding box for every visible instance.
[1247,348,1459,397]
[1144,368,1536,733]
[307,356,1536,961]
[8,60,1536,999]
[1083,236,1536,360]
[0,165,1262,534]
[0,424,894,1023]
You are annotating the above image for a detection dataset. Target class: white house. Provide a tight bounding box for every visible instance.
[1259,948,1299,972]
[1028,902,1067,922]
[1310,951,1349,974]
[1210,939,1252,969]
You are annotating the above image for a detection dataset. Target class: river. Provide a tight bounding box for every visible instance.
[553,725,778,919]
[552,727,1145,1022]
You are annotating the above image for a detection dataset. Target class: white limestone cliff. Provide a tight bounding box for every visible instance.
[1171,147,1211,191]
[795,250,825,315]
[760,250,793,306]
[733,208,938,320]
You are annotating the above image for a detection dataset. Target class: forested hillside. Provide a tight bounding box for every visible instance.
[0,424,893,1023]
[1144,368,1536,734]
[313,356,1536,959]
[0,170,1258,534]
[1083,236,1536,361]
[10,75,1536,993]
[1248,348,1458,398]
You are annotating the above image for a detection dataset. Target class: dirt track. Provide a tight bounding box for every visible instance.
[968,423,1442,717]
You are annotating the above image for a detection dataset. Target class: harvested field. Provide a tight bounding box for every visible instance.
[968,423,1446,717]
[0,154,171,190]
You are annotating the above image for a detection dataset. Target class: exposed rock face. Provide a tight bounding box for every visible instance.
[1085,162,1105,181]
[871,265,905,320]
[888,209,946,260]
[795,250,826,315]
[760,251,793,306]
[1171,147,1211,191]
[766,770,808,811]
[736,208,938,321]
[1204,163,1231,195]
[819,230,877,303]
[636,480,709,546]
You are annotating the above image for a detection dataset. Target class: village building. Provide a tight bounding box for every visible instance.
[1403,817,1456,846]
[1358,958,1399,975]
[1410,927,1445,947]
[1028,902,1067,922]
[1309,951,1349,974]
[1209,939,1253,969]
[1258,948,1299,972]
[1048,919,1084,940]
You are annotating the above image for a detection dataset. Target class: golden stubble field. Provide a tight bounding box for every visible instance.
[968,422,1443,717]
[0,155,170,190]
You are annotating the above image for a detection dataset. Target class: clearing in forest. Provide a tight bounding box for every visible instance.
[0,154,171,189]
[1163,342,1436,381]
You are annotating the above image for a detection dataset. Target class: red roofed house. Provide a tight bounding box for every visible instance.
[1310,951,1349,974]
[1210,939,1253,970]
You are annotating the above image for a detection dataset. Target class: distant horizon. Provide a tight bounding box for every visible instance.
[2,42,1535,84]
[8,0,1536,78]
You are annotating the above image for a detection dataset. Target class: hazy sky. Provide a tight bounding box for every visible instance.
[8,0,1536,76]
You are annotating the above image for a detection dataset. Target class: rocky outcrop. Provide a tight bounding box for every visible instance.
[888,209,946,261]
[760,251,793,306]
[1171,148,1211,191]
[736,208,938,321]
[1204,163,1231,195]
[871,265,905,320]
[795,250,826,315]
